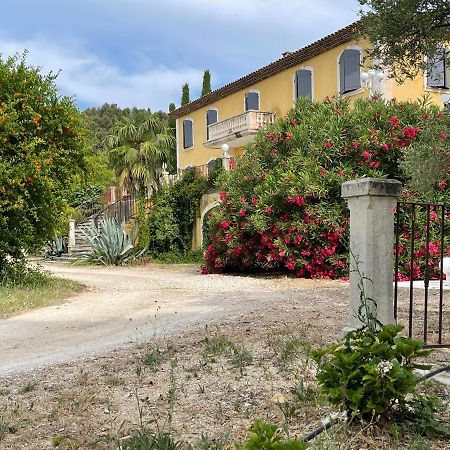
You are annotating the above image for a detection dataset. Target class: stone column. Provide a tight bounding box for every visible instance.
[341,178,402,331]
[68,219,76,255]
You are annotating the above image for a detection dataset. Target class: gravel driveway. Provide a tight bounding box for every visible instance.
[0,263,349,377]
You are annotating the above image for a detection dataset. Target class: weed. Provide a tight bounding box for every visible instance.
[117,428,181,450]
[0,388,10,396]
[229,345,253,374]
[19,381,37,394]
[267,334,305,371]
[202,334,234,361]
[195,433,230,450]
[142,347,164,371]
[0,419,9,440]
[290,381,320,406]
[51,434,79,448]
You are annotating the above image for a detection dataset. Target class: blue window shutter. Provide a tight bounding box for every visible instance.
[245,92,259,110]
[340,49,361,94]
[183,120,193,148]
[206,109,217,126]
[427,48,446,87]
[206,109,217,140]
[296,69,312,99]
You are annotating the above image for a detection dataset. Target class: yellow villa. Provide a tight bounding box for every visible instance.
[171,21,450,172]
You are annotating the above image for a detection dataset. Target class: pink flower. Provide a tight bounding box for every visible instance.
[438,180,447,190]
[219,192,228,200]
[390,116,399,128]
[361,151,371,160]
[285,132,293,141]
[251,198,258,206]
[239,209,246,217]
[323,141,333,148]
[320,168,327,176]
[220,220,231,230]
[368,161,380,168]
[381,143,389,151]
[352,141,359,149]
[404,127,419,139]
[264,206,274,215]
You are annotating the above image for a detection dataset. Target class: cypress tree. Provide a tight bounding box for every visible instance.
[181,83,190,106]
[201,69,212,96]
[168,103,176,131]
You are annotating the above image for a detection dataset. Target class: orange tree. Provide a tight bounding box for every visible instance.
[0,54,86,279]
[203,97,450,279]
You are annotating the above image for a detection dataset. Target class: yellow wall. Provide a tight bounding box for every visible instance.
[177,38,448,169]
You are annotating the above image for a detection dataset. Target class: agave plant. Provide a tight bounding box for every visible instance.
[80,218,143,266]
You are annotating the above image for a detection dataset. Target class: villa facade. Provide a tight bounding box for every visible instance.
[171,21,450,171]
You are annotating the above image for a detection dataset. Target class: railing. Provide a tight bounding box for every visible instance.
[166,159,223,185]
[206,111,276,143]
[394,201,450,348]
[93,195,137,227]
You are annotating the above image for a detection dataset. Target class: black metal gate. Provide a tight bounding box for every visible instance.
[394,201,450,348]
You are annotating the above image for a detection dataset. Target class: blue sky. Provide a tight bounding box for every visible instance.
[2,0,359,111]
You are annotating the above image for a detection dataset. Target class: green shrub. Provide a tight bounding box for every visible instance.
[148,169,212,256]
[236,420,309,449]
[203,97,450,278]
[313,324,432,419]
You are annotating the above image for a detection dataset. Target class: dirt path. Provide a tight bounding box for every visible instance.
[0,262,347,377]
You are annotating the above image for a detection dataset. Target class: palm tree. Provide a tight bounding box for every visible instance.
[105,113,175,248]
[106,114,175,194]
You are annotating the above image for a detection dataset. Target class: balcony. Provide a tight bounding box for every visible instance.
[205,110,276,149]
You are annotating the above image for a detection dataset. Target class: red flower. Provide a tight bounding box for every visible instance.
[220,220,231,230]
[404,127,418,139]
[381,143,389,151]
[352,141,359,149]
[438,180,447,190]
[368,161,380,168]
[361,151,371,160]
[440,131,447,140]
[320,168,327,176]
[390,116,399,127]
[285,132,293,141]
[290,120,297,126]
[323,140,333,148]
[264,206,274,215]
[219,192,228,200]
[239,209,246,217]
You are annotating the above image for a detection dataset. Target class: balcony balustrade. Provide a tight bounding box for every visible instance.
[205,110,275,148]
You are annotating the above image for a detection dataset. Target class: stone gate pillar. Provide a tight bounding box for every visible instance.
[341,178,402,331]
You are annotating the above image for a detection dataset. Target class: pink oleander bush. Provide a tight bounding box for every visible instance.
[202,97,450,279]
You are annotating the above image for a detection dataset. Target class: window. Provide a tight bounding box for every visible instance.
[339,49,361,94]
[206,109,218,140]
[245,91,259,111]
[427,46,450,88]
[183,119,193,148]
[295,69,312,100]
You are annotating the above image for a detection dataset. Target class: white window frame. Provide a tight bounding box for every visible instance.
[337,45,364,98]
[293,66,314,103]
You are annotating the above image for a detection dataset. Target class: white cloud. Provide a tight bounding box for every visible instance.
[0,37,203,111]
